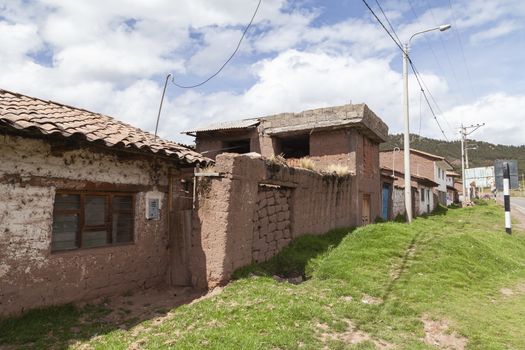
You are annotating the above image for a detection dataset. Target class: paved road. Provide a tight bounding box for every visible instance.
[513,197,525,214]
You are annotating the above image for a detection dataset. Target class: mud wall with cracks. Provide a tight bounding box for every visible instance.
[190,153,358,289]
[0,135,176,316]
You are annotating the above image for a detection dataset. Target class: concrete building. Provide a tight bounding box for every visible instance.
[380,148,453,206]
[183,103,388,168]
[0,89,209,316]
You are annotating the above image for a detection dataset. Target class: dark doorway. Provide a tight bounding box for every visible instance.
[278,134,310,158]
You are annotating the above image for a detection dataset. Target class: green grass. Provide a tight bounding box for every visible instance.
[1,201,525,349]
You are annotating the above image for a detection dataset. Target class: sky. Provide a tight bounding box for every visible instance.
[1,0,524,146]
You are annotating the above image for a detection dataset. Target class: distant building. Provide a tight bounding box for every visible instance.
[380,166,439,218]
[380,148,453,206]
[446,171,461,205]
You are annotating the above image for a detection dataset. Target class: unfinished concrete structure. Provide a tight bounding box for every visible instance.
[183,104,388,169]
[184,104,388,226]
[380,148,453,206]
[0,89,209,316]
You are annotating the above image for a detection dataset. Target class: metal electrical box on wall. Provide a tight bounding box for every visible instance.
[147,198,160,220]
[145,191,163,220]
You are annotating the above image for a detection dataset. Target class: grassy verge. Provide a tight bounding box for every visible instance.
[1,201,524,349]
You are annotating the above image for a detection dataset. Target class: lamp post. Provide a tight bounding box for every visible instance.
[403,24,451,223]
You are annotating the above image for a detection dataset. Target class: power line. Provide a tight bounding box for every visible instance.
[409,60,449,140]
[361,0,404,53]
[154,0,261,136]
[447,0,476,98]
[406,0,466,106]
[374,0,402,46]
[171,0,262,89]
[361,0,450,140]
[423,0,467,101]
[409,62,455,136]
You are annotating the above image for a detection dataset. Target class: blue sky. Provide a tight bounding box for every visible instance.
[0,0,524,145]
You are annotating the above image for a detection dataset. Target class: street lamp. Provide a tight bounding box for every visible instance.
[392,147,400,177]
[402,24,451,223]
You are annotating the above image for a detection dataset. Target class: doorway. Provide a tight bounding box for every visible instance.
[381,183,391,220]
[362,194,371,225]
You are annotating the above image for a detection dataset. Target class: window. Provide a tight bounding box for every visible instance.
[277,134,310,159]
[52,192,135,251]
[421,189,425,201]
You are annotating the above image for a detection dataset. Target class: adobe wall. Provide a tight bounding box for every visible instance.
[0,135,174,316]
[309,130,356,171]
[355,132,381,223]
[380,151,435,180]
[190,153,357,288]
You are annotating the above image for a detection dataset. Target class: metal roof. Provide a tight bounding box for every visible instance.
[0,89,210,166]
[182,118,260,134]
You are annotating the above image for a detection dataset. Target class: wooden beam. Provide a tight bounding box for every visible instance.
[0,173,168,193]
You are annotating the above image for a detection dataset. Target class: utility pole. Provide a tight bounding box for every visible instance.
[465,143,477,169]
[460,123,485,204]
[403,24,451,223]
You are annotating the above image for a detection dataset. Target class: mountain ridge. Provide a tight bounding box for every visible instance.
[380,134,525,173]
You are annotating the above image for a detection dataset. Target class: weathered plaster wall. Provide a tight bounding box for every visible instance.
[190,153,357,289]
[392,187,405,218]
[0,135,173,316]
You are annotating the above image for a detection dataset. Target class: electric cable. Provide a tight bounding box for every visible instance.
[171,0,262,89]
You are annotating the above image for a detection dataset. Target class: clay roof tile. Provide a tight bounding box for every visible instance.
[0,89,210,166]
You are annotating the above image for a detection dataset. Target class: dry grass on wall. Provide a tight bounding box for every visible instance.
[324,164,351,177]
[297,157,315,171]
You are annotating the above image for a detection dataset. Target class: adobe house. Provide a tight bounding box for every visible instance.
[380,148,453,207]
[183,103,389,226]
[380,166,439,218]
[0,89,209,316]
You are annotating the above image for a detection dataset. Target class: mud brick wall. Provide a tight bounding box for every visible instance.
[252,186,292,263]
[190,153,358,289]
[0,135,175,316]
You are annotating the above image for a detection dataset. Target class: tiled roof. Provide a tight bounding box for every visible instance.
[380,166,439,188]
[182,118,260,134]
[0,89,210,166]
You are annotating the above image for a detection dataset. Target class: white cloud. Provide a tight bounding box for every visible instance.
[470,20,521,44]
[0,0,523,148]
[443,93,525,145]
[165,49,453,144]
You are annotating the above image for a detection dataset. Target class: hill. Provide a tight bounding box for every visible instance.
[381,133,525,172]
